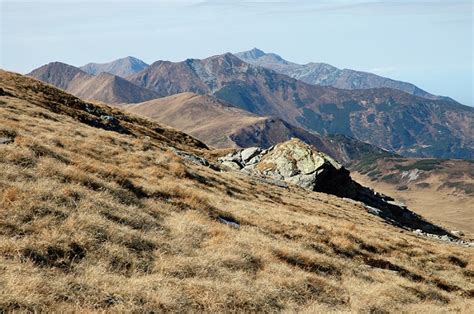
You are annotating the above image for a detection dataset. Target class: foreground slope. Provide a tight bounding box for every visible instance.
[127,53,474,159]
[1,70,473,312]
[236,48,442,100]
[126,92,393,164]
[28,62,159,104]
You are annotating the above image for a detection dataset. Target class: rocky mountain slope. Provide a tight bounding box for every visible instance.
[350,156,474,238]
[126,92,393,165]
[236,48,442,100]
[1,70,472,312]
[80,56,149,78]
[28,62,159,105]
[126,53,474,159]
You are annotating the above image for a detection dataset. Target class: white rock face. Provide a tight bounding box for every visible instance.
[240,147,262,163]
[401,169,422,182]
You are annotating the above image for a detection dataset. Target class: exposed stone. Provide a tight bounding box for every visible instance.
[240,147,261,163]
[100,115,115,123]
[366,205,382,216]
[0,137,14,145]
[451,230,464,237]
[218,216,240,228]
[221,160,242,171]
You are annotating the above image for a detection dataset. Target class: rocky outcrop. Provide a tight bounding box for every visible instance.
[219,139,356,198]
[218,138,454,237]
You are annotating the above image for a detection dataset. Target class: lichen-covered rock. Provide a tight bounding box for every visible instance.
[240,147,261,163]
[218,138,355,197]
[221,160,242,171]
[254,138,354,196]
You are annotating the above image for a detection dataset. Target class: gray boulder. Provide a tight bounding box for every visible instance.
[218,138,353,197]
[0,137,14,145]
[241,147,262,163]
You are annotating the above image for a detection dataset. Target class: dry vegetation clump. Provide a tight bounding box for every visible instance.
[0,70,473,312]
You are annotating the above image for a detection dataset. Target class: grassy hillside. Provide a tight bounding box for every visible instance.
[0,70,473,312]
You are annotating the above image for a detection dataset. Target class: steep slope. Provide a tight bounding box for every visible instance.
[28,62,90,91]
[126,92,392,164]
[67,72,160,105]
[28,63,160,105]
[351,157,474,238]
[1,70,472,312]
[236,48,442,100]
[128,53,474,159]
[80,56,149,78]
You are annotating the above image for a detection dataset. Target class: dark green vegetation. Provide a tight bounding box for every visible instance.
[394,159,444,172]
[351,154,474,196]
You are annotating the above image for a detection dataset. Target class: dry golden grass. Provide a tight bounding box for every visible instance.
[0,70,473,312]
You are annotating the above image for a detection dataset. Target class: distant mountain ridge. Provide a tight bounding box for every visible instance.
[236,48,444,101]
[127,53,474,159]
[28,62,159,104]
[80,56,149,78]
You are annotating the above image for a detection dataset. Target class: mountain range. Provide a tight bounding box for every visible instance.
[27,51,474,160]
[126,53,473,159]
[236,48,443,100]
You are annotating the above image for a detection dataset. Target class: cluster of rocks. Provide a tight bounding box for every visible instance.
[218,139,355,197]
[218,147,265,171]
[413,229,473,247]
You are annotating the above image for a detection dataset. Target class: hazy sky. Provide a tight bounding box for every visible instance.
[1,0,473,106]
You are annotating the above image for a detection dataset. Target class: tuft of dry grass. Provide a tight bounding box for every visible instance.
[0,70,473,312]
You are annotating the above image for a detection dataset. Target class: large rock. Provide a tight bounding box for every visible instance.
[254,139,355,197]
[219,138,356,197]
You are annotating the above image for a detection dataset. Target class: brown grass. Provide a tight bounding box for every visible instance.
[0,70,473,312]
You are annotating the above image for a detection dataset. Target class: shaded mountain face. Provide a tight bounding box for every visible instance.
[236,48,442,100]
[128,53,474,159]
[126,92,392,164]
[80,56,149,78]
[28,62,159,104]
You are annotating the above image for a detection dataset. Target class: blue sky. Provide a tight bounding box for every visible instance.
[1,0,473,106]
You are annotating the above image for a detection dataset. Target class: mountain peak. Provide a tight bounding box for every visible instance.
[236,48,266,60]
[249,48,266,58]
[80,56,149,78]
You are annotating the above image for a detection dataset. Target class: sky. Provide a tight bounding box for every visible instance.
[1,0,473,106]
